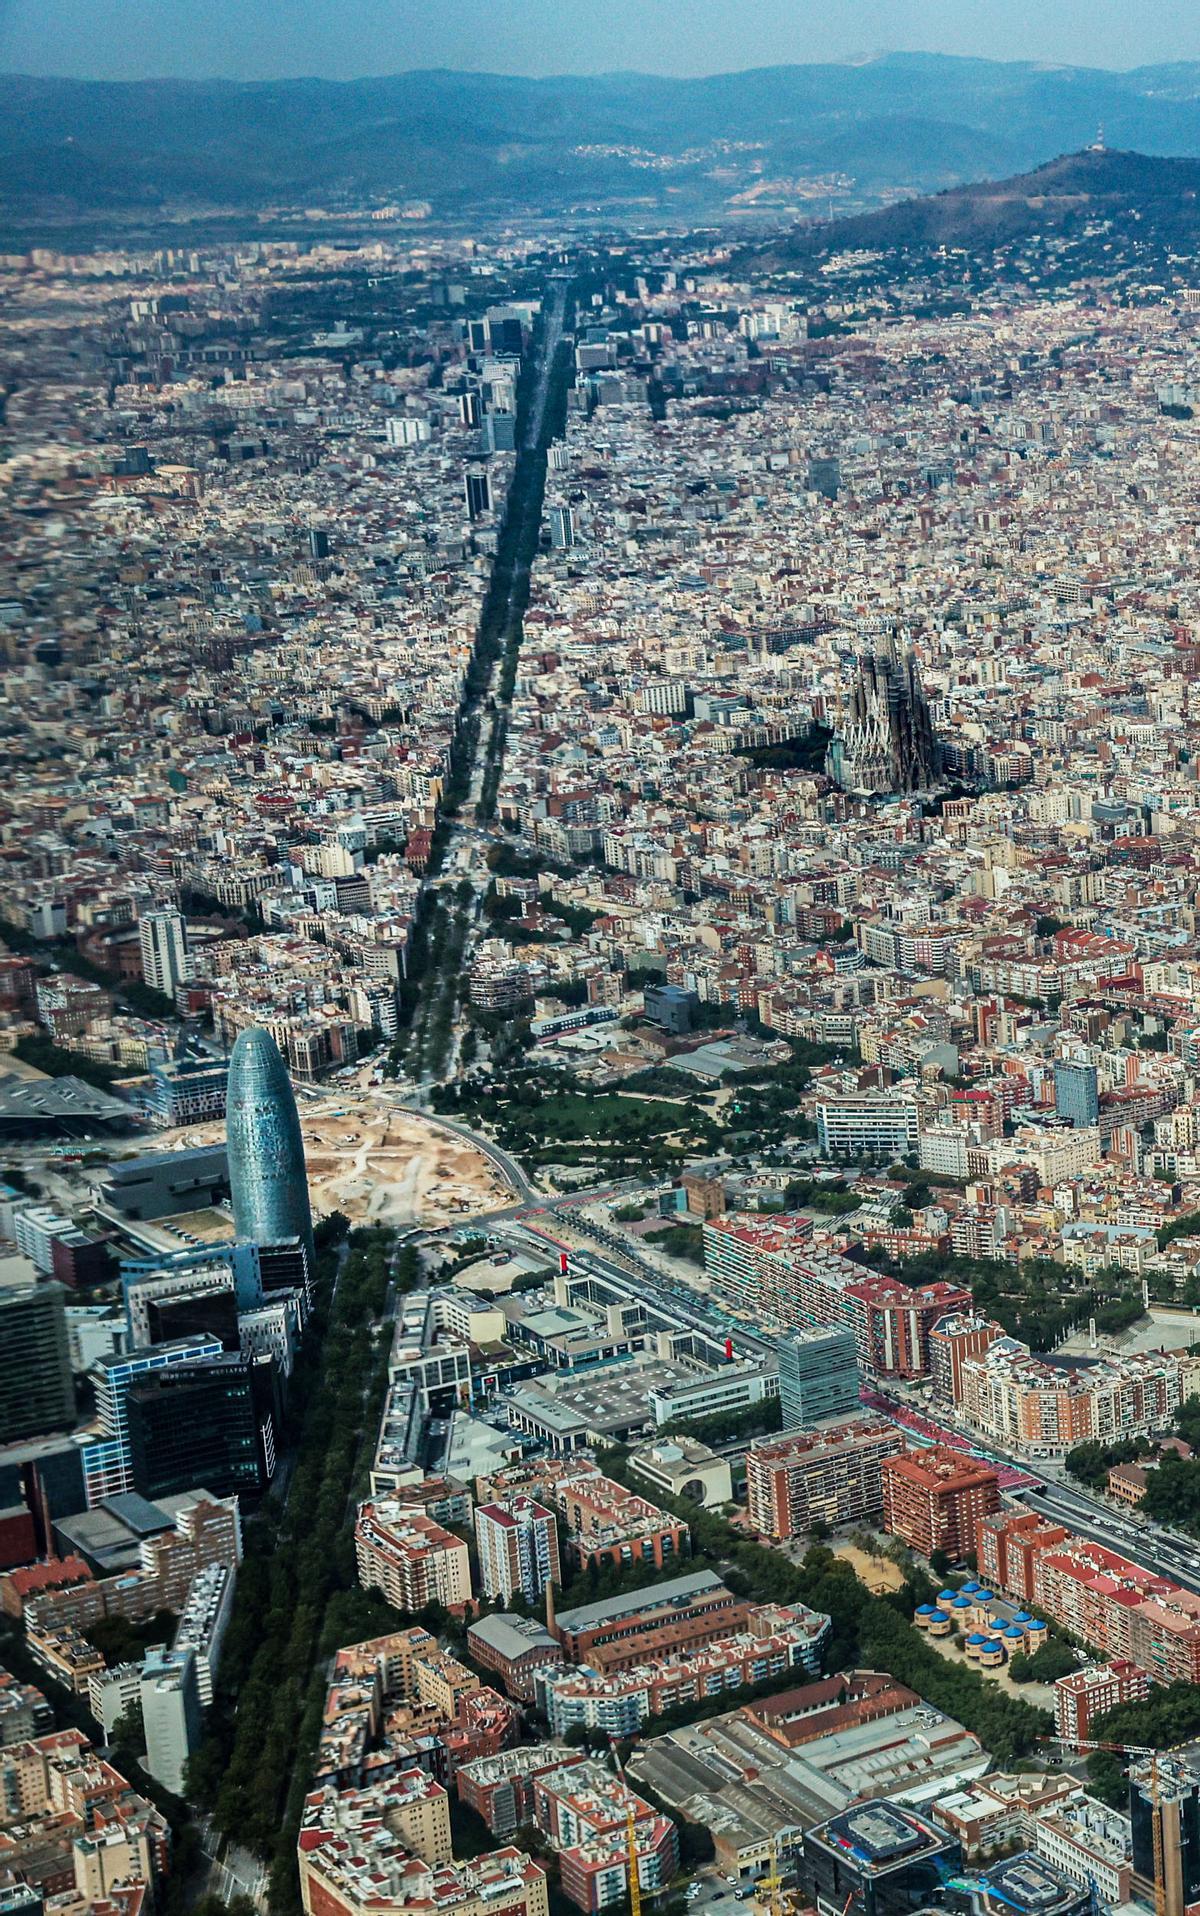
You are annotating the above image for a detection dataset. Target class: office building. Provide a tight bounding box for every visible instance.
[483,412,516,453]
[141,1052,228,1128]
[127,1353,280,1500]
[464,463,492,520]
[225,1026,315,1271]
[880,1448,1000,1561]
[140,1645,202,1796]
[474,1498,561,1604]
[549,504,575,549]
[777,1327,860,1430]
[0,1284,74,1444]
[95,1145,229,1221]
[1054,1060,1100,1130]
[800,1799,960,1916]
[747,1421,904,1541]
[81,1334,224,1506]
[1130,1755,1200,1916]
[138,910,190,998]
[125,1264,240,1352]
[949,1856,1091,1916]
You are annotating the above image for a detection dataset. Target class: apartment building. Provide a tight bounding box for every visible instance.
[701,1213,813,1314]
[747,1421,905,1541]
[982,1513,1200,1684]
[457,1746,589,1838]
[539,1601,830,1737]
[474,1498,560,1604]
[844,1275,973,1381]
[21,1497,242,1692]
[978,1511,1072,1605]
[815,1093,920,1159]
[929,1315,1004,1407]
[554,1473,688,1574]
[881,1449,1001,1561]
[1054,1661,1151,1744]
[354,1501,472,1612]
[531,1760,679,1916]
[960,1342,1182,1453]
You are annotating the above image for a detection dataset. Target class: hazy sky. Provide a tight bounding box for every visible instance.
[5,0,1200,81]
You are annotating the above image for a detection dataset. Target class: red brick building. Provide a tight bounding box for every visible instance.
[843,1275,973,1379]
[881,1447,1001,1560]
[977,1509,1070,1604]
[1054,1660,1151,1743]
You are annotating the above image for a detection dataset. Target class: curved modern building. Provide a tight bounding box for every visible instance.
[225,1028,315,1269]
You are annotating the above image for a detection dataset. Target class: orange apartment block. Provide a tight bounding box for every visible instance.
[555,1474,688,1574]
[880,1447,1001,1561]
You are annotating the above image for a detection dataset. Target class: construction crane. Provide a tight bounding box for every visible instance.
[609,1742,642,1916]
[1039,1735,1192,1916]
[760,1841,783,1916]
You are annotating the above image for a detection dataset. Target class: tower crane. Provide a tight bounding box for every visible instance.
[1039,1734,1196,1916]
[609,1742,642,1916]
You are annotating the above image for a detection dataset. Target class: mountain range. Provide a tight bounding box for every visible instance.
[8,53,1200,224]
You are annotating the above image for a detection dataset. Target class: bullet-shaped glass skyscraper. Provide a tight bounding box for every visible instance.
[225,1028,315,1271]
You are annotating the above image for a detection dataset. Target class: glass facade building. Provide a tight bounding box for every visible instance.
[777,1326,861,1431]
[1053,1059,1099,1130]
[127,1352,279,1501]
[225,1027,315,1269]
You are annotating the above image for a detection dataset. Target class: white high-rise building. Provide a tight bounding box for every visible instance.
[140,1646,202,1795]
[139,909,191,998]
[474,1496,561,1603]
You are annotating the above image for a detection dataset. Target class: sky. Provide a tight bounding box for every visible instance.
[5,0,1200,82]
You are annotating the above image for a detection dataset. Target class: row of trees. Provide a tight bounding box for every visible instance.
[183,1230,413,1915]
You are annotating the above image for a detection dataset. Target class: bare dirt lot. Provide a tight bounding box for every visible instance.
[156,1091,511,1227]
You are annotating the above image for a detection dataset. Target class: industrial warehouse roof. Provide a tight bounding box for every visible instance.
[555,1569,727,1634]
[0,1072,132,1129]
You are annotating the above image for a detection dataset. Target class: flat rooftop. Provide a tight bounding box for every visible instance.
[555,1569,727,1635]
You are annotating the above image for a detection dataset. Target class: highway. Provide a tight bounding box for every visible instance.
[1010,1477,1200,1597]
[869,1385,1200,1595]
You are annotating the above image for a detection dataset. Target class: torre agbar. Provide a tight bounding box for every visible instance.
[225,1026,316,1270]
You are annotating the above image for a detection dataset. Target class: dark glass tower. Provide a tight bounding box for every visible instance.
[127,1353,280,1500]
[225,1028,315,1270]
